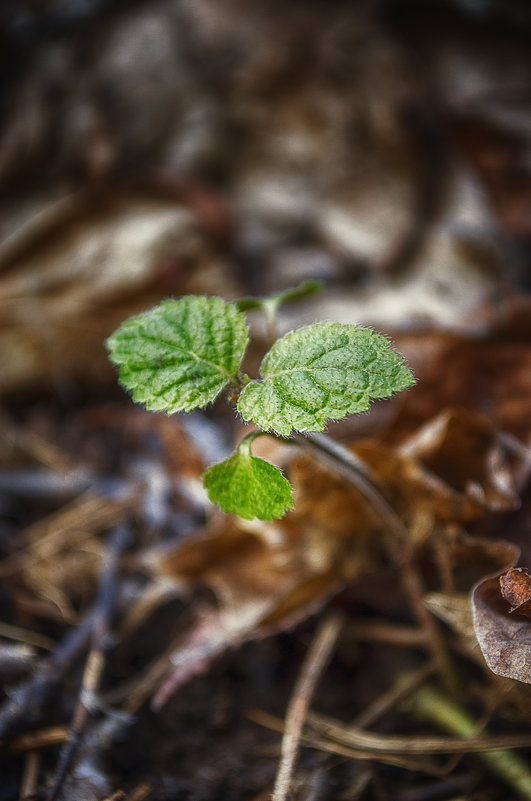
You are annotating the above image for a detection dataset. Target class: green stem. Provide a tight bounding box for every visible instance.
[411,686,531,800]
[263,299,280,347]
[237,430,268,458]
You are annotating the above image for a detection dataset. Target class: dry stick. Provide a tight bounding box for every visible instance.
[46,525,131,801]
[19,751,41,800]
[271,612,343,801]
[249,709,445,775]
[345,621,426,649]
[293,432,459,697]
[99,792,126,801]
[8,727,69,756]
[125,784,153,801]
[305,712,531,755]
[0,622,56,651]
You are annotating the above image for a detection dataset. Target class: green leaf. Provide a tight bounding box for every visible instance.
[106,296,249,413]
[237,322,415,436]
[203,435,294,521]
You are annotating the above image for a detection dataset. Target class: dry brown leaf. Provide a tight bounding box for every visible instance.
[149,519,344,705]
[145,407,525,700]
[158,519,347,638]
[148,451,387,702]
[290,412,518,564]
[414,521,531,686]
[400,409,520,517]
[424,532,521,656]
[472,575,531,685]
[470,535,531,685]
[393,320,531,443]
[345,411,518,532]
[499,568,531,617]
[0,189,239,393]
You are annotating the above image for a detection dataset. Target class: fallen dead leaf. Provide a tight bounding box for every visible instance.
[499,567,531,617]
[472,575,531,685]
[392,315,531,444]
[401,409,520,516]
[425,531,521,658]
[145,407,526,703]
[0,188,240,394]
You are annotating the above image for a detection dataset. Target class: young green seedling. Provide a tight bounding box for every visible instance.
[106,283,415,521]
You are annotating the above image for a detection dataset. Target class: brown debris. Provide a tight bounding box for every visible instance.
[473,576,531,685]
[500,568,531,617]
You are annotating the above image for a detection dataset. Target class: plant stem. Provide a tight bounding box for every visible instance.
[411,685,531,800]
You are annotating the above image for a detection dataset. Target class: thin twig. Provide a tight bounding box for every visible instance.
[307,712,531,755]
[249,709,444,775]
[252,705,531,758]
[19,751,41,800]
[7,727,69,756]
[345,621,426,649]
[125,783,153,801]
[293,431,459,697]
[45,525,131,801]
[0,622,56,651]
[271,612,343,801]
[99,792,126,801]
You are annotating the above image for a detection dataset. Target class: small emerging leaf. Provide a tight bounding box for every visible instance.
[235,280,324,313]
[106,296,249,413]
[238,322,415,436]
[203,436,294,521]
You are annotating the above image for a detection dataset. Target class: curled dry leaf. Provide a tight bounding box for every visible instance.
[499,568,531,617]
[425,530,521,654]
[473,575,531,685]
[339,409,519,537]
[470,537,531,685]
[400,409,520,518]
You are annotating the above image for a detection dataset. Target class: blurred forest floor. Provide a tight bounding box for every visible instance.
[1,1,531,799]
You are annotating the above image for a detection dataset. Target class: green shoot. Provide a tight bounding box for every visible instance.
[107,289,415,521]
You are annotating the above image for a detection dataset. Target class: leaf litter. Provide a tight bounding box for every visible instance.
[2,2,531,800]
